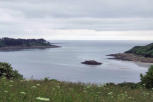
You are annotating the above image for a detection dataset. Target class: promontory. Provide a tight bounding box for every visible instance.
[108,43,153,63]
[0,37,59,51]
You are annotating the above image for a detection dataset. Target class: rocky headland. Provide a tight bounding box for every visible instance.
[108,42,153,63]
[108,53,153,63]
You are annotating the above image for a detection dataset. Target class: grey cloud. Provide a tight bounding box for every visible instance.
[1,0,153,18]
[0,0,153,36]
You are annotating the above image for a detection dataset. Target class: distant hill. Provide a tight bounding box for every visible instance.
[0,37,59,50]
[125,43,153,57]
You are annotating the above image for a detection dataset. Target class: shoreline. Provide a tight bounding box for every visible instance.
[108,53,153,63]
[0,45,60,51]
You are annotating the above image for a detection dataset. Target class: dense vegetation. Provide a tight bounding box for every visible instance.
[0,78,152,102]
[0,62,23,79]
[0,37,52,47]
[140,65,153,88]
[126,43,153,57]
[0,62,153,102]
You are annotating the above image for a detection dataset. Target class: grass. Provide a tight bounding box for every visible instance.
[0,78,153,102]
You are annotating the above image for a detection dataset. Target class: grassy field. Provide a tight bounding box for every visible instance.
[0,78,153,102]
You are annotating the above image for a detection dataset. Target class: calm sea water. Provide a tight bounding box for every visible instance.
[0,40,152,84]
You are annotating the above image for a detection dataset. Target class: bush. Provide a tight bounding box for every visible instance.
[140,65,153,88]
[118,82,141,89]
[0,62,23,79]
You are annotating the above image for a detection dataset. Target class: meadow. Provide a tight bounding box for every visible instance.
[0,78,153,102]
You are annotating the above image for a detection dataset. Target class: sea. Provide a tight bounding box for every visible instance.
[0,40,152,84]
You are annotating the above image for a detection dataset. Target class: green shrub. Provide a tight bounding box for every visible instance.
[0,62,23,79]
[140,65,153,88]
[118,82,139,89]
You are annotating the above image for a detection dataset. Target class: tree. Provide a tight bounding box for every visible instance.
[0,62,23,79]
[140,65,153,88]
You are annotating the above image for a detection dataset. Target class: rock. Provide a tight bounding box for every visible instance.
[81,60,102,65]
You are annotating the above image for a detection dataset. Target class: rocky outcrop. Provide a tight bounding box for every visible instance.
[81,60,102,65]
[108,53,153,63]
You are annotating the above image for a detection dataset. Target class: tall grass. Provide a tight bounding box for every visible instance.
[0,78,153,102]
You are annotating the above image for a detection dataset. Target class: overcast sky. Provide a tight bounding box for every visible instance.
[0,0,153,40]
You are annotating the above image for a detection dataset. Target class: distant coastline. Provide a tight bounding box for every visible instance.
[0,37,60,51]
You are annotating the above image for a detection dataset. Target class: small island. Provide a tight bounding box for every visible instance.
[81,60,102,65]
[0,37,59,51]
[108,43,153,63]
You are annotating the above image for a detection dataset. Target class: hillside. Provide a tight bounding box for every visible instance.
[108,42,153,63]
[125,43,153,57]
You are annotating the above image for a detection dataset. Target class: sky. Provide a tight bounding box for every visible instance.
[0,0,153,40]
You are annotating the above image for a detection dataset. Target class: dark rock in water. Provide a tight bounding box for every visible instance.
[81,60,102,65]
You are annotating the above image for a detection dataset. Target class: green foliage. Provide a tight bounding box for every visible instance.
[0,62,23,79]
[117,82,141,89]
[126,43,153,57]
[140,65,153,88]
[44,77,49,81]
[0,79,152,102]
[0,37,52,47]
